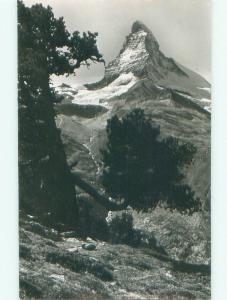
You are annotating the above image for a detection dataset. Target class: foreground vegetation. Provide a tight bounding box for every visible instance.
[20,210,210,299]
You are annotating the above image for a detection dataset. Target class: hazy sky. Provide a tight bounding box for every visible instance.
[24,0,211,86]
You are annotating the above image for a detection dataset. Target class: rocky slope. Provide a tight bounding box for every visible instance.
[20,213,210,299]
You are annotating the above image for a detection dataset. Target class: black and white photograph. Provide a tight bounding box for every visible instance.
[17,0,212,299]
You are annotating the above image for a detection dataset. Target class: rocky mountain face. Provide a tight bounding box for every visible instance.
[87,21,210,105]
[55,20,211,209]
[104,21,187,83]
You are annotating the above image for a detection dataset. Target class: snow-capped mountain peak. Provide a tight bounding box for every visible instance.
[103,20,188,84]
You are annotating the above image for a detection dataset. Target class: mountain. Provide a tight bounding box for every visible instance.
[55,20,211,208]
[106,20,202,82]
[86,20,211,108]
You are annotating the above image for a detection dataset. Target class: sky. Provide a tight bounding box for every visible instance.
[24,0,211,86]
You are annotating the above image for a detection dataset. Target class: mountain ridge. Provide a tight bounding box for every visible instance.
[86,20,210,102]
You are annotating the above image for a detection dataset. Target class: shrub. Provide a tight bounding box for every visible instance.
[106,210,134,244]
[101,108,199,213]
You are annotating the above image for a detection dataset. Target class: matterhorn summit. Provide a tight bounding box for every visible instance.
[104,20,187,83]
[80,21,210,106]
[72,21,211,112]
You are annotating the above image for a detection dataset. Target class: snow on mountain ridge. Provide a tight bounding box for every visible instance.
[106,30,149,77]
[101,20,192,87]
[55,21,211,114]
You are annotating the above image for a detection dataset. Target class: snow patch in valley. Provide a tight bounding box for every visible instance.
[176,91,194,100]
[155,85,164,90]
[197,87,211,94]
[200,98,211,103]
[176,91,211,113]
[71,72,138,107]
[198,98,211,112]
[200,98,211,112]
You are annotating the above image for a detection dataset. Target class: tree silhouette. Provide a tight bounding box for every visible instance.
[18,0,104,227]
[101,109,200,213]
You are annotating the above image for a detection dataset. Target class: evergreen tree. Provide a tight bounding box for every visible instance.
[101,109,200,213]
[18,0,104,227]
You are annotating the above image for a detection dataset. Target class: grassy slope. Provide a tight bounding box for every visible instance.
[20,214,210,299]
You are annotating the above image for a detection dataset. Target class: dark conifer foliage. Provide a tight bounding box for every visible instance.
[101,109,200,213]
[18,0,103,227]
